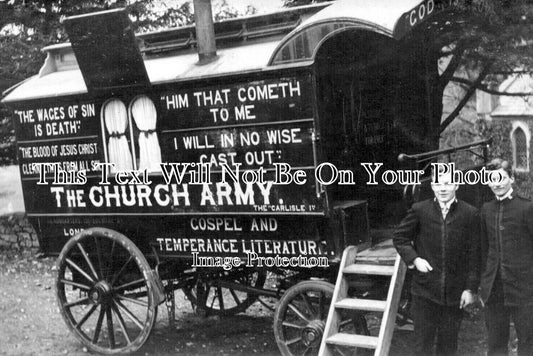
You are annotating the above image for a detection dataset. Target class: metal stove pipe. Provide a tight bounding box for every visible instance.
[193,0,217,63]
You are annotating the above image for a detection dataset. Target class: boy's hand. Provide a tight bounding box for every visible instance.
[460,290,475,309]
[413,257,433,273]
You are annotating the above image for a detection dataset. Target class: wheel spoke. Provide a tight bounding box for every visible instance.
[206,286,217,309]
[64,296,89,308]
[282,321,305,329]
[106,306,115,349]
[115,300,144,330]
[258,297,275,312]
[229,288,242,306]
[319,292,326,319]
[66,258,95,284]
[354,313,370,335]
[94,236,104,279]
[122,290,149,299]
[114,278,145,292]
[284,336,302,346]
[300,293,316,317]
[303,345,314,356]
[110,256,133,286]
[217,286,225,310]
[106,240,116,281]
[339,318,352,328]
[74,304,97,330]
[288,302,311,323]
[77,242,99,281]
[333,345,349,356]
[116,295,149,307]
[111,302,131,344]
[93,307,105,344]
[60,279,91,291]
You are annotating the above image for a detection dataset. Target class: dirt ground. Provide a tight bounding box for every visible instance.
[0,250,515,356]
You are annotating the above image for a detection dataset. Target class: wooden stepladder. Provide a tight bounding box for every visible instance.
[319,245,407,356]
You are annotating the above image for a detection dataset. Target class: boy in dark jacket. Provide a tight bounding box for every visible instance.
[393,170,480,356]
[479,159,533,356]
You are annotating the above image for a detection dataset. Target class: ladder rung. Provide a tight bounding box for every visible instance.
[343,263,395,276]
[335,298,387,312]
[355,257,396,266]
[326,333,379,349]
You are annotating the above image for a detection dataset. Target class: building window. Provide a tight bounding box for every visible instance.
[511,125,529,171]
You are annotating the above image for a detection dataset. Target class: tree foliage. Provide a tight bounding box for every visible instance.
[0,0,253,89]
[0,0,254,164]
[283,1,533,134]
[427,1,533,137]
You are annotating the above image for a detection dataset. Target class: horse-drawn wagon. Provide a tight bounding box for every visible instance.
[2,0,490,354]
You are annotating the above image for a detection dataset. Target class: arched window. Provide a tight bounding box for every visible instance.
[512,125,529,171]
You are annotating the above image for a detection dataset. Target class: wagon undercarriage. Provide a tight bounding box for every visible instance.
[55,225,405,355]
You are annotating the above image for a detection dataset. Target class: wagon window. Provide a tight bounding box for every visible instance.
[101,98,135,171]
[512,125,529,171]
[270,21,354,65]
[130,96,162,172]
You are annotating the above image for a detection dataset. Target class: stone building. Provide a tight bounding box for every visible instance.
[477,75,533,198]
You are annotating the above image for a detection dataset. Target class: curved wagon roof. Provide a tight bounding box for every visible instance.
[2,0,438,103]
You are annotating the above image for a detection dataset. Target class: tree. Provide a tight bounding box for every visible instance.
[0,0,253,90]
[282,0,533,140]
[0,0,254,164]
[431,1,533,131]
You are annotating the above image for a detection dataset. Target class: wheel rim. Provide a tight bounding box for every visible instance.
[273,280,369,356]
[184,270,267,316]
[56,228,156,354]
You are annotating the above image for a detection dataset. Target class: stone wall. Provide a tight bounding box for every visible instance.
[0,213,39,250]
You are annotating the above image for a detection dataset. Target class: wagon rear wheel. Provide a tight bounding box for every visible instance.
[184,270,267,316]
[273,280,370,356]
[56,228,157,354]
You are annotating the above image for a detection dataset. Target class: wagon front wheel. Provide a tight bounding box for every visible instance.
[56,228,158,354]
[273,280,370,356]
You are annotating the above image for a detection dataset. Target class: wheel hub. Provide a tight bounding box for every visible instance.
[89,281,113,304]
[302,319,325,347]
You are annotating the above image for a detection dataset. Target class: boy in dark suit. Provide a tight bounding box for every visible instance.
[393,169,480,356]
[479,159,533,356]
